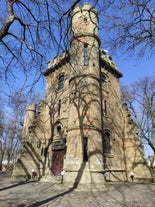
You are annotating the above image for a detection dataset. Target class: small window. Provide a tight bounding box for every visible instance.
[83,16,87,22]
[58,100,61,116]
[103,132,111,154]
[101,74,107,89]
[58,75,64,90]
[57,125,62,135]
[104,100,107,117]
[83,137,88,162]
[83,44,88,65]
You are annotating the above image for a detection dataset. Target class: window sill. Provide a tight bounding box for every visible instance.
[104,153,114,158]
[56,88,64,93]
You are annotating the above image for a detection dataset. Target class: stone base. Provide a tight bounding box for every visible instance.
[63,171,106,191]
[40,175,62,184]
[127,162,153,183]
[11,174,31,181]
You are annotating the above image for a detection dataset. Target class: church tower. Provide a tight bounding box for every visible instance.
[64,3,105,189]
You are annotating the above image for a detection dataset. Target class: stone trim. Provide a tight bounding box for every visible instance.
[70,32,100,46]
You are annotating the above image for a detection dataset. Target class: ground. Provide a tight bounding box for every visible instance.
[0,173,155,207]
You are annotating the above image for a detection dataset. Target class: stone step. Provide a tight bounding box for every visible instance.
[40,175,62,184]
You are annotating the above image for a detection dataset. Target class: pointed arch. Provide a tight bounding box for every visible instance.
[103,130,111,154]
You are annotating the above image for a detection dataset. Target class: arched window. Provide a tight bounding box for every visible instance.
[58,75,64,90]
[57,125,62,136]
[103,131,111,154]
[101,74,107,89]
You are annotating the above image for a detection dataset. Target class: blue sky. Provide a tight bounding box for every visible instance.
[1,0,154,157]
[115,55,155,157]
[117,56,155,86]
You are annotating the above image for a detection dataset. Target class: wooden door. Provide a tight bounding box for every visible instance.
[51,150,64,176]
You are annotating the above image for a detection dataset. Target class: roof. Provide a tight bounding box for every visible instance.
[43,50,123,78]
[99,50,123,78]
[43,51,69,76]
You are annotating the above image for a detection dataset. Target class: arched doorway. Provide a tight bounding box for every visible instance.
[51,149,64,176]
[51,123,65,176]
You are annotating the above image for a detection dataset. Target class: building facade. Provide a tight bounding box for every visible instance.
[12,3,152,190]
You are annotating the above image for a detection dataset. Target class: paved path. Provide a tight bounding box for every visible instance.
[0,174,155,207]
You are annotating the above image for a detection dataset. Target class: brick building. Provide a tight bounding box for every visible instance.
[12,3,152,190]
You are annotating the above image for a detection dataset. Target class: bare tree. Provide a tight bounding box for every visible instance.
[1,0,154,87]
[0,90,26,169]
[0,88,42,170]
[0,106,4,171]
[99,0,155,58]
[121,77,155,155]
[0,2,154,161]
[0,0,83,85]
